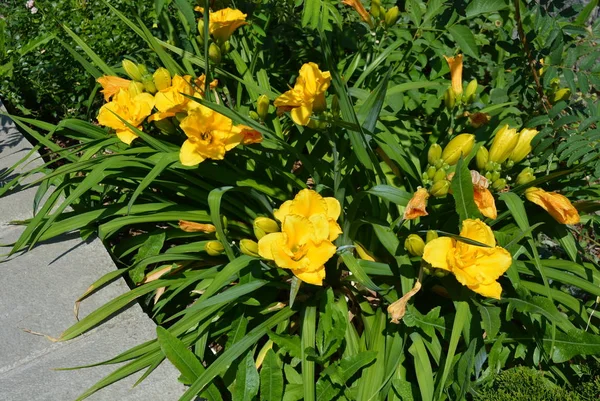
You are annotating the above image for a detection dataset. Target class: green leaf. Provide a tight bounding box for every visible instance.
[447,24,480,59]
[233,352,260,401]
[127,153,178,214]
[465,0,508,18]
[450,158,481,222]
[302,306,317,401]
[268,332,302,359]
[575,0,599,25]
[357,68,391,133]
[548,328,600,363]
[61,24,115,76]
[130,231,166,284]
[367,185,412,206]
[156,326,203,383]
[340,251,382,292]
[409,333,434,401]
[478,305,501,340]
[260,349,284,401]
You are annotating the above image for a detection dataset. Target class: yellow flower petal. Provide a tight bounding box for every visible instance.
[444,54,463,96]
[473,187,497,219]
[97,75,131,102]
[116,129,138,145]
[293,267,326,286]
[179,139,206,166]
[291,105,312,126]
[403,187,429,220]
[273,200,293,222]
[258,232,285,261]
[460,218,496,247]
[468,281,502,299]
[309,214,330,244]
[328,220,342,242]
[291,189,329,216]
[422,237,455,271]
[325,197,341,220]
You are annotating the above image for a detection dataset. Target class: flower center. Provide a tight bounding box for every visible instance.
[290,244,308,261]
[200,131,213,143]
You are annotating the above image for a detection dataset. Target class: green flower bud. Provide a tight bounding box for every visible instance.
[370,0,381,18]
[433,168,447,183]
[384,6,399,26]
[197,19,205,38]
[142,78,157,94]
[509,128,539,163]
[206,240,225,256]
[505,160,515,169]
[257,94,270,120]
[153,67,172,91]
[476,146,489,171]
[492,178,507,191]
[253,217,279,240]
[441,134,475,165]
[209,43,222,64]
[240,239,259,257]
[426,165,437,179]
[405,234,425,256]
[485,161,496,172]
[428,143,443,165]
[464,79,478,103]
[128,81,145,97]
[434,268,450,278]
[426,230,438,243]
[122,59,144,81]
[485,171,493,181]
[220,40,231,54]
[430,180,450,197]
[516,167,535,185]
[491,171,500,182]
[249,111,260,121]
[444,87,456,109]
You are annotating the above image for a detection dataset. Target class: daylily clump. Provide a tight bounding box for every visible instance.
[97,88,155,145]
[274,62,331,126]
[258,189,342,285]
[423,219,512,299]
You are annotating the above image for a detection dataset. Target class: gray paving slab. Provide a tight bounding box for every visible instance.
[0,102,186,400]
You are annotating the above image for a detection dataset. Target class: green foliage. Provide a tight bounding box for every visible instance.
[1,0,600,400]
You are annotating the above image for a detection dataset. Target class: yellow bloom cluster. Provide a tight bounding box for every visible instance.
[274,63,331,126]
[423,219,512,299]
[258,189,342,286]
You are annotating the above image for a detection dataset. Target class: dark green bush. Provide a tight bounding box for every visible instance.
[474,365,600,401]
[0,0,155,121]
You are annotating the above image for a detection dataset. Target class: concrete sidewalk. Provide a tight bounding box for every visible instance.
[0,104,185,400]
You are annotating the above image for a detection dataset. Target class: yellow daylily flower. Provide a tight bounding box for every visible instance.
[178,105,244,166]
[489,125,519,163]
[178,221,216,233]
[273,189,342,242]
[274,62,331,126]
[148,75,195,122]
[525,187,580,225]
[341,0,372,26]
[403,187,429,220]
[196,7,247,43]
[509,128,539,163]
[423,219,512,299]
[258,214,337,286]
[97,75,131,102]
[97,88,155,145]
[444,54,463,96]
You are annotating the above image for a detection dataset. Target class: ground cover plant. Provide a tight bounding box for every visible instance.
[2,0,600,400]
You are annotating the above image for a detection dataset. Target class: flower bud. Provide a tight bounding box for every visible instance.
[430,180,450,197]
[253,217,279,240]
[516,167,535,185]
[426,230,438,243]
[240,239,259,257]
[505,160,515,169]
[490,171,500,182]
[370,0,381,18]
[441,133,475,165]
[509,128,538,163]
[489,125,519,163]
[220,40,231,54]
[197,19,205,37]
[428,143,443,165]
[385,6,399,26]
[433,268,450,278]
[257,94,270,120]
[136,64,149,77]
[249,111,260,121]
[128,81,145,97]
[426,166,437,179]
[122,59,143,81]
[464,79,477,103]
[433,168,447,183]
[206,240,225,256]
[444,87,456,109]
[142,78,157,94]
[492,178,507,191]
[209,43,222,64]
[405,234,425,257]
[153,67,172,91]
[551,88,571,104]
[476,146,489,171]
